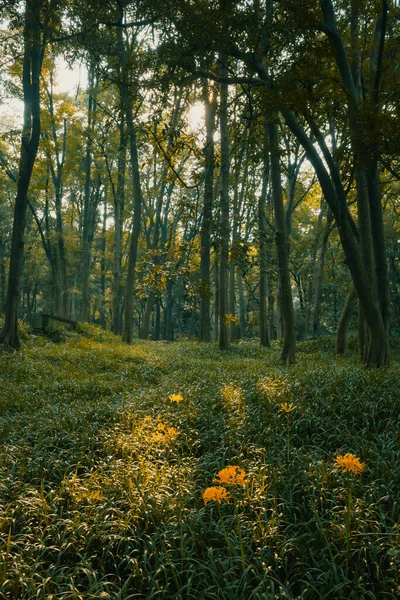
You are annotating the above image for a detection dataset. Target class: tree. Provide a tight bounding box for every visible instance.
[268,118,296,364]
[0,1,48,349]
[199,79,217,342]
[218,55,230,351]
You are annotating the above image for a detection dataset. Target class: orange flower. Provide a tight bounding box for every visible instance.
[213,465,248,486]
[202,486,230,504]
[335,453,365,475]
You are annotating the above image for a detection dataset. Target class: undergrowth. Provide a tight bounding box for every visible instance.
[0,332,399,599]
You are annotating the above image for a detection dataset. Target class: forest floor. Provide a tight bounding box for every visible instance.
[0,326,399,599]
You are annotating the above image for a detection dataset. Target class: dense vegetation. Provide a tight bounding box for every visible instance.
[0,330,399,598]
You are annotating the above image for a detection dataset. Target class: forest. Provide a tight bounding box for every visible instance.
[0,1,400,599]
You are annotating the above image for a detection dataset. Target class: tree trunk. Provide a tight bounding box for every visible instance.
[335,288,357,355]
[268,120,295,364]
[0,2,44,349]
[259,119,270,347]
[219,57,230,351]
[112,112,127,335]
[165,279,174,341]
[114,24,143,344]
[304,199,324,339]
[141,292,154,339]
[46,73,69,318]
[81,65,96,322]
[154,300,161,340]
[0,238,6,314]
[267,276,275,342]
[100,198,107,330]
[313,210,333,336]
[214,254,219,342]
[237,271,247,339]
[228,137,247,343]
[123,115,143,344]
[199,80,216,342]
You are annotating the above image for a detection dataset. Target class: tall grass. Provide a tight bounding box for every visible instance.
[0,331,399,599]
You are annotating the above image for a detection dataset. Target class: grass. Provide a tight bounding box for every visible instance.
[0,330,399,599]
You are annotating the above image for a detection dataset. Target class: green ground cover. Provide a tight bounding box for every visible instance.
[0,329,399,599]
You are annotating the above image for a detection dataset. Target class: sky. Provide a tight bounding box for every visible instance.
[55,57,87,95]
[0,57,86,131]
[0,57,204,132]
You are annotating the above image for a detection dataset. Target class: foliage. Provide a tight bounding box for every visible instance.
[44,321,71,343]
[0,336,399,599]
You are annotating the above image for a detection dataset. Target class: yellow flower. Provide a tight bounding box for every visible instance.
[223,313,238,326]
[152,423,180,443]
[335,453,365,475]
[202,486,230,504]
[280,402,297,413]
[166,426,180,439]
[213,465,248,486]
[221,384,245,406]
[169,393,183,403]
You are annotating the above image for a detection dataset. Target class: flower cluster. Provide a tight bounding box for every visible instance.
[335,453,365,475]
[202,486,230,504]
[203,465,248,504]
[213,465,248,486]
[152,422,180,443]
[169,393,183,403]
[220,384,245,409]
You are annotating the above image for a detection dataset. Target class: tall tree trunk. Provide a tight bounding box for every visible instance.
[354,164,374,360]
[237,271,247,338]
[228,138,246,342]
[50,135,68,317]
[304,200,324,339]
[0,238,6,314]
[219,57,230,351]
[313,210,333,336]
[100,198,107,330]
[110,24,144,345]
[214,254,219,342]
[259,119,270,347]
[112,112,127,335]
[268,120,296,364]
[267,275,275,342]
[123,111,142,344]
[46,70,69,318]
[81,66,96,322]
[0,1,44,349]
[228,263,236,341]
[199,80,216,342]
